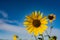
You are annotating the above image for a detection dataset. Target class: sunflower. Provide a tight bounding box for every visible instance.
[49,36,57,40]
[48,14,56,23]
[23,11,48,36]
[13,35,18,40]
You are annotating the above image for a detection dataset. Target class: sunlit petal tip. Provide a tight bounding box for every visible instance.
[38,11,40,14]
[35,11,37,15]
[41,13,43,17]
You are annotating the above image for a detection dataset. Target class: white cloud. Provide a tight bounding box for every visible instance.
[0,10,20,26]
[0,24,35,40]
[4,19,20,25]
[0,23,23,33]
[0,11,8,18]
[0,22,60,40]
[0,19,34,40]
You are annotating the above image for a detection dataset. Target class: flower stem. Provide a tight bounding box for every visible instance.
[42,35,44,40]
[38,34,44,40]
[50,22,53,35]
[34,35,37,40]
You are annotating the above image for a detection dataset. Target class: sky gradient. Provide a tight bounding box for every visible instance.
[0,0,60,40]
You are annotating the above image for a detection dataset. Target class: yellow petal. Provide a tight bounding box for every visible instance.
[35,11,37,16]
[26,26,33,34]
[38,13,43,20]
[33,28,39,36]
[50,20,53,23]
[23,22,30,25]
[23,22,32,27]
[39,30,44,34]
[41,16,47,21]
[41,25,48,30]
[37,27,44,34]
[38,11,40,14]
[26,16,33,20]
[40,13,43,18]
[26,26,31,30]
[53,15,56,20]
[37,25,47,34]
[25,18,33,22]
[24,20,32,23]
[31,12,37,20]
[34,11,38,19]
[31,12,35,18]
[41,19,48,24]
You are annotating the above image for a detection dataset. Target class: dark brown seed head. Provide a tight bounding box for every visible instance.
[48,15,54,20]
[33,20,41,28]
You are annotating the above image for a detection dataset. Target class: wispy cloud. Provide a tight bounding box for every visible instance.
[0,11,8,18]
[0,19,33,40]
[0,19,60,40]
[0,10,20,26]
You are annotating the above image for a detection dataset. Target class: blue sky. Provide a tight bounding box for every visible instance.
[0,0,60,40]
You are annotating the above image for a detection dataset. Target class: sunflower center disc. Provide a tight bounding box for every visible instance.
[48,16,54,20]
[33,20,41,28]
